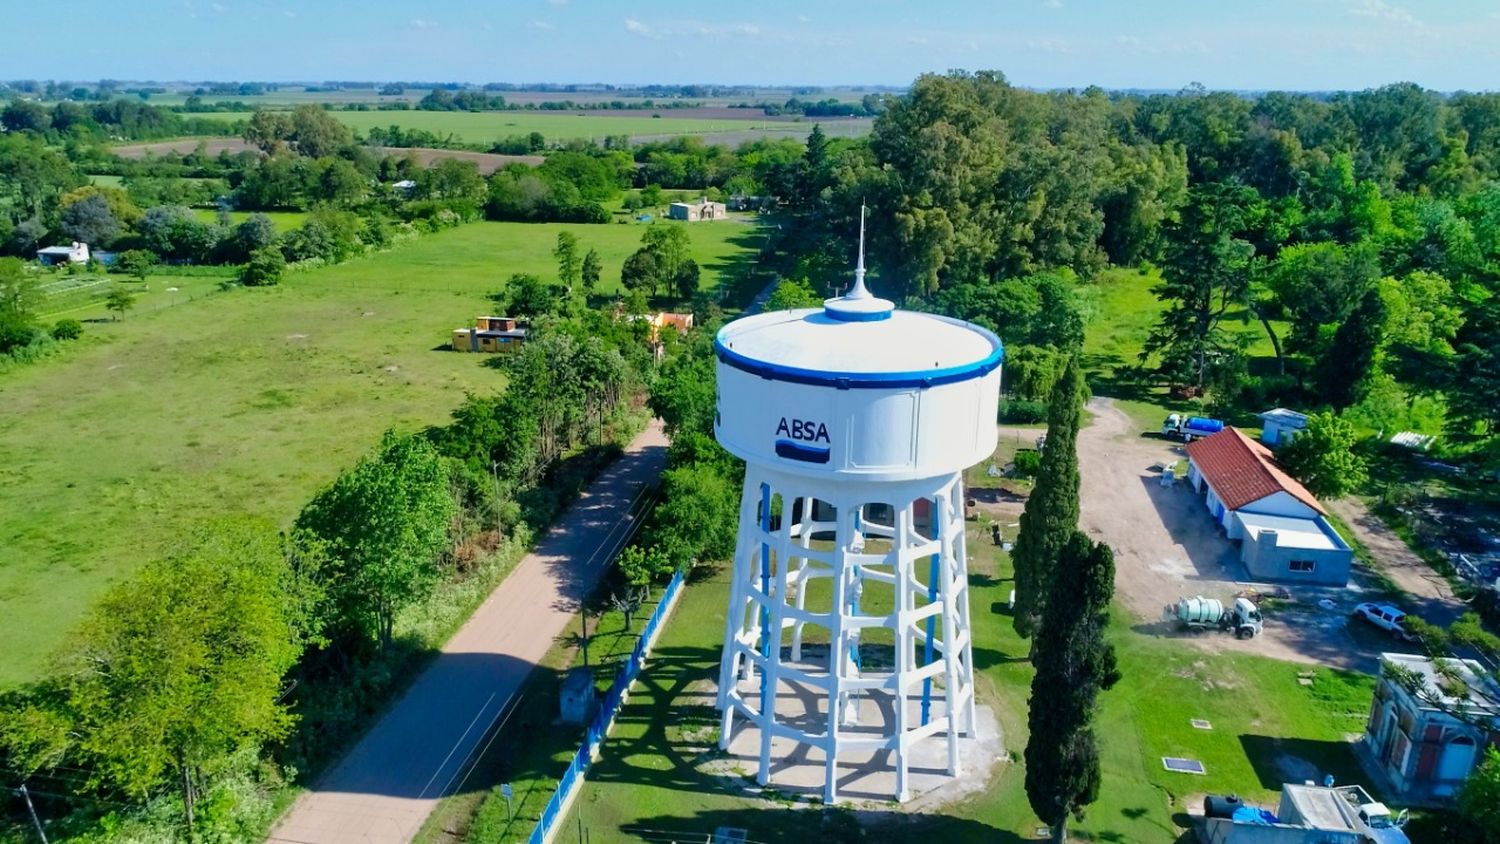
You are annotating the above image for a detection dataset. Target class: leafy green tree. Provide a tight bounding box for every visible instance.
[935,272,1085,351]
[243,108,292,154]
[649,339,718,439]
[554,231,581,291]
[0,257,41,352]
[1143,182,1258,389]
[115,248,156,283]
[241,245,286,287]
[1264,241,1381,359]
[58,192,120,246]
[641,224,691,283]
[1457,747,1500,843]
[617,545,676,597]
[621,247,661,297]
[674,258,701,300]
[1011,356,1085,638]
[288,104,353,158]
[1319,285,1388,409]
[580,247,602,295]
[504,272,559,317]
[20,519,309,830]
[105,285,136,320]
[50,318,83,340]
[1276,411,1367,498]
[651,461,740,570]
[1447,298,1500,445]
[1024,532,1120,844]
[763,278,822,311]
[297,432,455,649]
[640,184,664,208]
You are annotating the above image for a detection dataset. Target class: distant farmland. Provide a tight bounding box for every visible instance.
[188,109,872,145]
[113,138,544,172]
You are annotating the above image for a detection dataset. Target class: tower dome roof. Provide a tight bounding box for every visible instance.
[714,308,1002,389]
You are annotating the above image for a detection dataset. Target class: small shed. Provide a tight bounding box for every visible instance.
[559,666,596,725]
[1257,408,1308,447]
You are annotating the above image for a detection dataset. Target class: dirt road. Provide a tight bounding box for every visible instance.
[268,421,670,844]
[1327,498,1466,628]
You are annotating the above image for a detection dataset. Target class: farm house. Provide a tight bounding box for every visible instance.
[451,315,527,353]
[36,242,90,265]
[1184,428,1353,585]
[1365,653,1500,802]
[667,198,726,221]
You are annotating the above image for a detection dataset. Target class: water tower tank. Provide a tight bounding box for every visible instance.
[712,226,1002,803]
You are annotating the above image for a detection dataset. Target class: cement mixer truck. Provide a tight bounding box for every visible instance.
[1164,596,1263,639]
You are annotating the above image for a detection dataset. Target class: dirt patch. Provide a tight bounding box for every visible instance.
[112,137,257,158]
[1326,498,1466,628]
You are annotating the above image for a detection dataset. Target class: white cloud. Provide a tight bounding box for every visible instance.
[907,35,929,46]
[548,0,568,4]
[1044,0,1063,7]
[407,17,437,29]
[1114,34,1208,55]
[1347,0,1421,27]
[733,23,762,36]
[1025,37,1072,53]
[528,19,554,30]
[624,17,655,37]
[797,14,811,23]
[211,1,226,12]
[283,9,295,17]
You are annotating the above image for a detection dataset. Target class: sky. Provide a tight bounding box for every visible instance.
[4,0,1500,91]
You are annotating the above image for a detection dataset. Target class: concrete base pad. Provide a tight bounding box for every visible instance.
[709,664,1004,808]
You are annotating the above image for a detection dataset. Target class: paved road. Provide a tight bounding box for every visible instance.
[268,421,670,844]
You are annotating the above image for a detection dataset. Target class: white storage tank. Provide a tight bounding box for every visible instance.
[712,215,1002,803]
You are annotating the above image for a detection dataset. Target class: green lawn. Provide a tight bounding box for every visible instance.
[0,220,762,687]
[188,110,852,144]
[556,531,1375,843]
[191,208,309,229]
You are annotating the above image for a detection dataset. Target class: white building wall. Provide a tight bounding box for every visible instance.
[1238,491,1320,520]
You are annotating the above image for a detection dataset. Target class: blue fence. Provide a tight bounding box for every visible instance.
[526,569,686,844]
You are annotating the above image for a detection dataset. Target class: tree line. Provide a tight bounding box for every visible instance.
[755,71,1500,465]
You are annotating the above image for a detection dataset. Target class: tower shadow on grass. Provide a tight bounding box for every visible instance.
[617,808,1027,844]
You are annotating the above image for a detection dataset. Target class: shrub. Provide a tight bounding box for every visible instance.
[1013,448,1042,479]
[241,246,286,287]
[50,318,83,340]
[1000,399,1048,424]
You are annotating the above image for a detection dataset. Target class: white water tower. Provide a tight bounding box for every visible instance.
[712,216,1002,803]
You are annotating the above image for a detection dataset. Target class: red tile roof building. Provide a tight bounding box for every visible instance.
[1184,427,1325,514]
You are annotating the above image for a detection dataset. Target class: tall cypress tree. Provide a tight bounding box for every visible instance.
[1024,532,1120,844]
[1010,355,1085,638]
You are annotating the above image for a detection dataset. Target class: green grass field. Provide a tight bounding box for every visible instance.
[556,534,1375,843]
[191,208,310,229]
[0,219,762,687]
[189,110,850,144]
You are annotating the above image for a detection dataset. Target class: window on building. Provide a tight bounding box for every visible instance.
[1289,559,1316,573]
